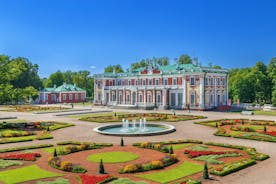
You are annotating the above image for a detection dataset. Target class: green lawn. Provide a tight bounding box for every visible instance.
[136,161,203,183]
[240,125,264,131]
[170,143,193,150]
[87,151,139,163]
[0,165,62,184]
[0,135,36,144]
[43,145,67,154]
[253,110,276,116]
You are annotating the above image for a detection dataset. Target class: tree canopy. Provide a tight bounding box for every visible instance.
[104,64,124,73]
[0,55,42,104]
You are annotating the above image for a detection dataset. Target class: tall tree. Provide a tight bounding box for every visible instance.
[176,54,192,64]
[104,64,124,73]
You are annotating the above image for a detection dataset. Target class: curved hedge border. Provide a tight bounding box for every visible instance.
[211,159,256,176]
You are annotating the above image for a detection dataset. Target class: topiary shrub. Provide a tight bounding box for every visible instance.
[99,159,105,174]
[120,138,124,147]
[203,162,209,179]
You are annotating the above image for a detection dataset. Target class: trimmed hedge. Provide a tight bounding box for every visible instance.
[211,159,256,176]
[0,144,53,153]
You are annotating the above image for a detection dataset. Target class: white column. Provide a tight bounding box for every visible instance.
[199,77,205,109]
[162,88,166,107]
[102,80,105,104]
[144,88,146,105]
[226,75,229,105]
[214,77,217,106]
[182,77,186,108]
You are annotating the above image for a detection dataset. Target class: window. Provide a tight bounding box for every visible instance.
[139,94,143,102]
[190,94,195,105]
[126,94,130,103]
[210,94,213,104]
[173,78,177,85]
[81,93,85,100]
[190,77,195,86]
[45,94,48,100]
[128,80,131,85]
[69,94,73,100]
[157,94,161,103]
[222,78,225,85]
[171,93,176,106]
[210,78,214,85]
[178,93,183,106]
[217,78,220,85]
[112,93,116,101]
[155,79,159,85]
[63,94,66,100]
[75,93,78,100]
[148,94,152,103]
[143,80,146,85]
[205,78,208,85]
[149,79,152,85]
[164,79,168,85]
[97,81,101,88]
[135,80,138,85]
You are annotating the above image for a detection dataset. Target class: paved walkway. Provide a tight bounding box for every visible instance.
[0,106,275,184]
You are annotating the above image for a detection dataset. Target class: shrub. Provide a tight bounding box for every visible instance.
[60,161,73,171]
[150,160,164,169]
[122,164,140,173]
[120,138,124,147]
[72,165,87,173]
[99,159,105,174]
[0,159,23,169]
[203,162,209,179]
[169,146,174,154]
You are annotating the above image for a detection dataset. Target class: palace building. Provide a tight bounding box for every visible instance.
[39,83,86,104]
[93,63,229,110]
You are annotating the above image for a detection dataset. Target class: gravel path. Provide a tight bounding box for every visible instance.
[0,107,275,184]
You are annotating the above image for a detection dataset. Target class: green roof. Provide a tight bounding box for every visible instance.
[41,84,85,92]
[94,63,228,78]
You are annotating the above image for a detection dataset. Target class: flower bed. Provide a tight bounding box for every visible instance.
[54,142,113,155]
[176,178,201,184]
[264,131,276,137]
[119,154,178,173]
[48,156,87,173]
[0,153,41,161]
[78,174,116,184]
[211,159,256,176]
[184,150,238,158]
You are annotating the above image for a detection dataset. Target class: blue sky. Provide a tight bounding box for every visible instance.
[0,0,275,77]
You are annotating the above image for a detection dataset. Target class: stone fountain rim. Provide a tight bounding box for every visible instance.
[93,123,176,137]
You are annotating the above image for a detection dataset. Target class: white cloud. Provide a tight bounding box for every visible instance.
[90,65,96,69]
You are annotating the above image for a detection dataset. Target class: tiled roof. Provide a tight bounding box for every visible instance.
[41,84,85,92]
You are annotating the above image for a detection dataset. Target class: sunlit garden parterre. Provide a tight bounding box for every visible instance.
[195,119,276,142]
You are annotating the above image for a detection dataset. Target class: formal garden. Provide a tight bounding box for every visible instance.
[0,138,269,184]
[0,105,72,113]
[74,112,205,123]
[0,120,74,144]
[195,119,276,142]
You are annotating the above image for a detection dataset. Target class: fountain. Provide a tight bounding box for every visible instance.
[93,117,175,136]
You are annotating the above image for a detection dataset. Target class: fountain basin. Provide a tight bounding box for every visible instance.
[93,123,176,136]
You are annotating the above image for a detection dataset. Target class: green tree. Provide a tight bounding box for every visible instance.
[213,65,222,69]
[104,64,124,73]
[176,54,192,64]
[45,70,64,87]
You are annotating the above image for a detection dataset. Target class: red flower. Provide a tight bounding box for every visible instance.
[79,174,113,184]
[264,131,276,137]
[0,153,41,161]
